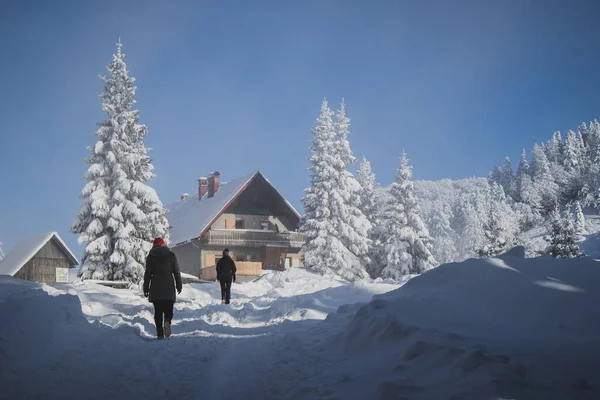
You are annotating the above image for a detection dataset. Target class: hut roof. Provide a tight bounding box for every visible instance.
[165,170,301,246]
[0,232,79,276]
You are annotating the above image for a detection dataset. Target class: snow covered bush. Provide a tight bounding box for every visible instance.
[71,41,170,284]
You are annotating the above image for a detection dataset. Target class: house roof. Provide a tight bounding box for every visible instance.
[166,171,301,246]
[0,232,79,276]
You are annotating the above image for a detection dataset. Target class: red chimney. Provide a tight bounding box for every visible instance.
[207,171,220,198]
[198,177,208,201]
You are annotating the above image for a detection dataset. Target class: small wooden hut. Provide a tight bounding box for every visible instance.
[0,232,79,284]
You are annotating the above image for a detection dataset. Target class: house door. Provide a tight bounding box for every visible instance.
[263,247,284,271]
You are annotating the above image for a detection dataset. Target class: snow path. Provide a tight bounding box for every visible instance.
[3,256,600,400]
[1,269,403,399]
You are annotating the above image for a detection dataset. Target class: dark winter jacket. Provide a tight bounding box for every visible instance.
[143,244,182,302]
[216,255,237,282]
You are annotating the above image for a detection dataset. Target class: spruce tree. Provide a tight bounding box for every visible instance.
[531,143,559,212]
[357,157,378,227]
[426,200,458,264]
[545,207,583,259]
[333,100,372,267]
[455,193,484,259]
[478,183,518,257]
[515,149,530,203]
[71,41,170,284]
[564,130,583,172]
[300,100,368,281]
[574,200,587,235]
[379,151,436,278]
[357,157,381,275]
[545,131,564,164]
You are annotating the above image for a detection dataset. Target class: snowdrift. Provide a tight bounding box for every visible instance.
[341,246,600,399]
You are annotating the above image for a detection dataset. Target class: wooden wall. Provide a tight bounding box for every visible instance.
[212,213,293,232]
[171,241,202,277]
[14,238,75,284]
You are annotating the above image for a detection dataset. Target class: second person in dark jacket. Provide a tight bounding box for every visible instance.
[216,248,236,304]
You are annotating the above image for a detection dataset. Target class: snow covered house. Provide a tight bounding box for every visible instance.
[0,232,78,284]
[166,171,305,280]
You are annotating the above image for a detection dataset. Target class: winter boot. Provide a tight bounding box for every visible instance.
[164,320,171,338]
[156,325,164,339]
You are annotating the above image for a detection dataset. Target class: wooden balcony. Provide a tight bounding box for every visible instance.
[202,230,305,248]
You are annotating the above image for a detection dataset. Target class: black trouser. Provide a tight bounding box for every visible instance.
[152,300,174,338]
[220,278,233,304]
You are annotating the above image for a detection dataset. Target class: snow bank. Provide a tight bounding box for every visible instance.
[6,256,598,399]
[340,247,600,399]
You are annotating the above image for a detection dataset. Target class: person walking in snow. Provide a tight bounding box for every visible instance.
[216,248,237,304]
[143,238,182,339]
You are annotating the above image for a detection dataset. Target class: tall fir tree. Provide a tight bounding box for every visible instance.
[500,156,516,200]
[545,131,564,164]
[357,157,378,227]
[478,183,518,257]
[455,192,485,259]
[564,130,584,172]
[426,200,458,265]
[300,100,368,281]
[379,151,436,278]
[531,143,559,212]
[71,41,170,284]
[357,157,381,276]
[333,100,372,266]
[515,149,530,203]
[545,207,583,259]
[573,200,587,235]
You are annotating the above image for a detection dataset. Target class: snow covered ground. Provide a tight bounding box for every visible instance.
[2,256,600,399]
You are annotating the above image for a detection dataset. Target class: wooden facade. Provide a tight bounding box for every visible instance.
[12,236,78,284]
[169,171,305,280]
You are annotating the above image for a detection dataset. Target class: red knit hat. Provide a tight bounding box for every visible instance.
[153,237,165,246]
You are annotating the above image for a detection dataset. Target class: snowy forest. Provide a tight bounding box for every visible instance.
[60,42,594,285]
[300,100,594,280]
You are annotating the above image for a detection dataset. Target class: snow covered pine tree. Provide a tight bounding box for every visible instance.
[573,200,587,235]
[379,151,436,279]
[545,206,583,259]
[71,40,170,284]
[357,157,383,277]
[299,100,369,281]
[333,101,372,269]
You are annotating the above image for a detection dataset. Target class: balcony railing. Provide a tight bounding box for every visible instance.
[202,230,305,248]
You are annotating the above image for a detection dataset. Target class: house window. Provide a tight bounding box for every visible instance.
[260,221,269,231]
[235,219,245,229]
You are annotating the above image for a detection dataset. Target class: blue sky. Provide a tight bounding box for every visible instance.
[1,0,600,254]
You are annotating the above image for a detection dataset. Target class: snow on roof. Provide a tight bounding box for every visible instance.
[166,171,302,246]
[0,232,79,276]
[166,172,258,245]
